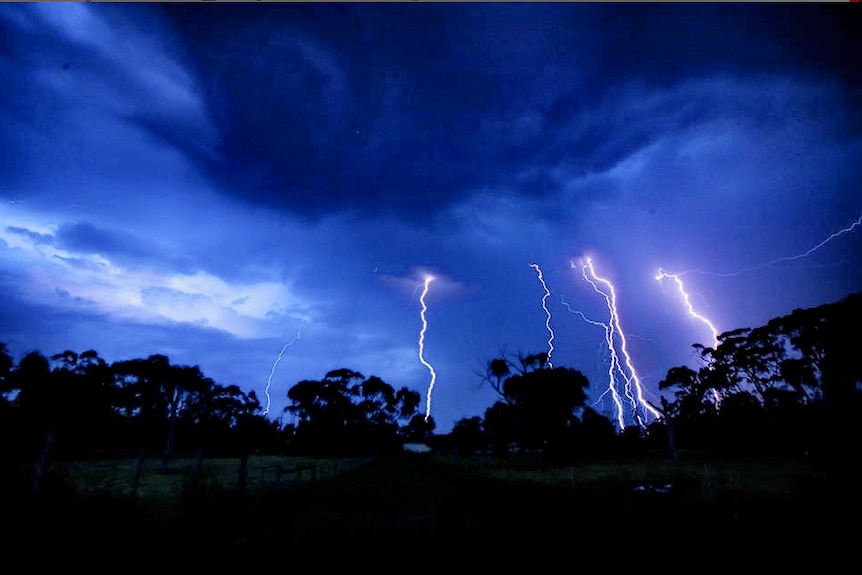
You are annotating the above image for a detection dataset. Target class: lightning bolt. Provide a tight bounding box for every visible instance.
[655,269,722,404]
[263,324,303,416]
[561,298,626,431]
[418,275,437,422]
[577,258,663,428]
[530,263,555,368]
[677,214,862,278]
[655,270,720,349]
[654,215,860,405]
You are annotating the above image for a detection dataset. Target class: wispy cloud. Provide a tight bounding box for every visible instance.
[0,210,309,338]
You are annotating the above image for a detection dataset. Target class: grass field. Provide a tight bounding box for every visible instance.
[55,454,373,498]
[4,452,854,567]
[457,453,828,499]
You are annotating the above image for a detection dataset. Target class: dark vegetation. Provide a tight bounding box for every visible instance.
[1,292,859,562]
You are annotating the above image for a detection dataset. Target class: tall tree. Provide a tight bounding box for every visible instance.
[111,355,209,470]
[450,416,486,455]
[285,369,422,454]
[482,354,590,457]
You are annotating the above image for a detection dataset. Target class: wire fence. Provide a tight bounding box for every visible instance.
[49,454,377,499]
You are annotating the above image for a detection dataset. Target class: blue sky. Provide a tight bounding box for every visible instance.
[1,3,860,433]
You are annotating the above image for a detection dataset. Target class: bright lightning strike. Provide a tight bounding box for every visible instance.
[655,269,722,405]
[263,324,303,416]
[577,258,663,428]
[418,275,437,422]
[678,214,862,278]
[530,263,555,368]
[655,270,720,349]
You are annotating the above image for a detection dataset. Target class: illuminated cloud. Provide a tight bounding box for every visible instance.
[0,211,306,339]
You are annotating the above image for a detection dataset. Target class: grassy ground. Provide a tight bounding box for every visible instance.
[55,454,372,498]
[4,453,856,567]
[458,453,828,499]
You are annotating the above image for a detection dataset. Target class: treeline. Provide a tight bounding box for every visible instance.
[441,292,861,464]
[0,348,434,466]
[657,290,861,460]
[0,351,276,464]
[1,292,859,471]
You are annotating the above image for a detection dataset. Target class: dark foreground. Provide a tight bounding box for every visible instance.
[4,455,858,567]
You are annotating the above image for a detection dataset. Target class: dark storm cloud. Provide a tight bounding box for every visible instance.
[5,226,54,245]
[54,222,155,261]
[5,220,198,276]
[0,3,218,203]
[144,3,861,225]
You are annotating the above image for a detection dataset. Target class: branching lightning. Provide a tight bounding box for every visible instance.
[561,298,626,431]
[418,275,438,422]
[263,324,303,416]
[530,263,555,368]
[576,258,663,429]
[676,214,862,278]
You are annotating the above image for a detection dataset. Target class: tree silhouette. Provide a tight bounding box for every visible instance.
[48,349,119,455]
[403,414,435,443]
[111,355,212,470]
[285,369,422,454]
[450,416,486,455]
[657,292,861,457]
[0,343,12,388]
[480,353,590,459]
[483,400,517,456]
[0,343,15,440]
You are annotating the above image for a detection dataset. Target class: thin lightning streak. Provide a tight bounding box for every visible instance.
[530,263,555,368]
[560,299,604,328]
[678,214,862,278]
[578,258,663,427]
[263,324,303,416]
[655,269,722,404]
[418,275,437,422]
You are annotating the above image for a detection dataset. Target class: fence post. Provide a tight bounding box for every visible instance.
[238,452,249,495]
[702,463,716,502]
[667,418,678,464]
[31,429,56,495]
[131,450,145,496]
[190,449,205,492]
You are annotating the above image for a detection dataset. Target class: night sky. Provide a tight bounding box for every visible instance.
[2,3,860,433]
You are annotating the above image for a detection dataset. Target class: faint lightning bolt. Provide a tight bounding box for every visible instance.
[577,258,663,428]
[560,299,605,330]
[655,269,722,404]
[263,324,303,416]
[418,275,437,422]
[678,214,862,278]
[530,263,555,368]
[562,298,626,431]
